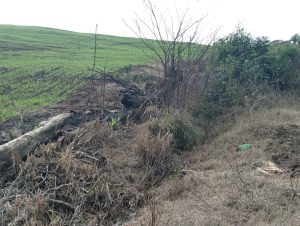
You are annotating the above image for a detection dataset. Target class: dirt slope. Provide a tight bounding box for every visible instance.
[125,97,300,225]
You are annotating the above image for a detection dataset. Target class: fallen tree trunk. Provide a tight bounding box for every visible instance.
[0,113,72,171]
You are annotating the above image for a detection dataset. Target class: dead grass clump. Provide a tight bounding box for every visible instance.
[135,126,173,185]
[142,105,161,122]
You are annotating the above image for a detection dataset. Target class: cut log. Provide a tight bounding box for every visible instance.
[0,113,72,171]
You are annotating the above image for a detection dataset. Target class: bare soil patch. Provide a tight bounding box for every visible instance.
[265,124,300,175]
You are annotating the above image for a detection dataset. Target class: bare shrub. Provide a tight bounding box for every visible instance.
[126,0,215,110]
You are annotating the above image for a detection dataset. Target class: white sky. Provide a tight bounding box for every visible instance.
[1,0,299,41]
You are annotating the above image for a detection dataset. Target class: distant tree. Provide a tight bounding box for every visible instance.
[212,28,300,107]
[290,33,300,45]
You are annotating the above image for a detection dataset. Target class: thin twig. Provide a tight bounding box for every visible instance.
[47,198,76,211]
[43,183,73,195]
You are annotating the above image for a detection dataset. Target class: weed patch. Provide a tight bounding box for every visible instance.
[148,113,205,151]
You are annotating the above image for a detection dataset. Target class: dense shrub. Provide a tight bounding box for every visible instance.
[214,29,270,104]
[266,44,300,88]
[199,28,300,118]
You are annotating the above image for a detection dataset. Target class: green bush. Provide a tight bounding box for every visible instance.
[266,44,300,89]
[200,28,300,118]
[291,33,300,45]
[148,114,205,151]
[169,118,203,150]
[213,28,270,106]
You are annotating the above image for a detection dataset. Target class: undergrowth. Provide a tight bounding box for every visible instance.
[1,121,144,225]
[148,113,205,151]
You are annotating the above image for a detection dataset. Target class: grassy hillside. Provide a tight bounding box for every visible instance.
[0,25,156,122]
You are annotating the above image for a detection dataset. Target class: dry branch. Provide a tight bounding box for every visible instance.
[86,72,144,96]
[47,198,76,211]
[0,113,72,171]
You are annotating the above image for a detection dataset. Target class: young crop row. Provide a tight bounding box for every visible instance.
[0,25,157,122]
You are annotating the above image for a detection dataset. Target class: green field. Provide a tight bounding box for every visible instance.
[0,25,157,122]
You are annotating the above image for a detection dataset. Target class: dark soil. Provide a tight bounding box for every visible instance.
[0,80,124,144]
[265,124,300,175]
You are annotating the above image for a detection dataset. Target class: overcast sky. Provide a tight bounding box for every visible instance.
[1,0,299,41]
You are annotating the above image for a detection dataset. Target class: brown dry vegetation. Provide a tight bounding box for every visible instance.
[0,84,299,225]
[0,38,299,225]
[125,92,300,226]
[0,108,198,225]
[1,80,299,225]
[1,7,300,225]
[1,121,144,225]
